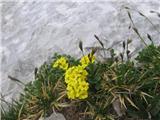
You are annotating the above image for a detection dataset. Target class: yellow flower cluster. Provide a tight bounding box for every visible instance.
[80,53,95,68]
[52,54,95,99]
[65,66,89,99]
[53,57,68,70]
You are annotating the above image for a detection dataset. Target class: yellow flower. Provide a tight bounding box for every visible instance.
[65,65,89,99]
[66,85,76,99]
[66,80,89,99]
[79,92,88,99]
[53,57,68,70]
[80,53,95,68]
[65,65,88,84]
[78,81,89,91]
[67,90,76,99]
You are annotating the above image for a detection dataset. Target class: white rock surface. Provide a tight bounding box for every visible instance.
[1,0,160,105]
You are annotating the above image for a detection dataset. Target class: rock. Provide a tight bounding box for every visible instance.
[43,113,66,120]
